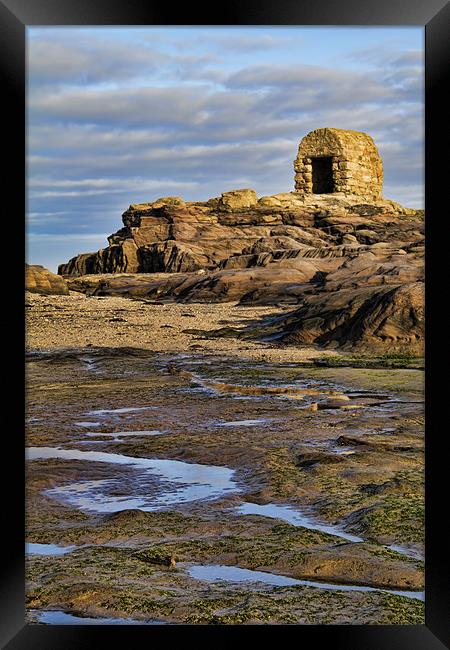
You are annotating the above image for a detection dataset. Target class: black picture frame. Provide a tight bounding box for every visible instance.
[3,0,449,647]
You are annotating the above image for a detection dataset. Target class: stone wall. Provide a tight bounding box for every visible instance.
[294,128,383,199]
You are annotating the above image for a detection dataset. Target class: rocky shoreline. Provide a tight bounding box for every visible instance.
[25,340,424,625]
[43,187,424,356]
[25,126,425,624]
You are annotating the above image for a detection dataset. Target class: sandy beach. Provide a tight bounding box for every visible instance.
[25,291,338,362]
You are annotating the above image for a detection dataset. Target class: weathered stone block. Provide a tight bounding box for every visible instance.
[218,189,258,210]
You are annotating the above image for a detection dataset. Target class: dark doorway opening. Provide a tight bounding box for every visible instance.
[311,157,334,193]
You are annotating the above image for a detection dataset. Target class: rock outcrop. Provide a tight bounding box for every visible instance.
[264,277,424,354]
[56,173,423,354]
[58,190,419,278]
[25,264,69,295]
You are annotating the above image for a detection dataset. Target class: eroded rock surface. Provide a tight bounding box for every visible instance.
[58,191,420,278]
[25,264,69,295]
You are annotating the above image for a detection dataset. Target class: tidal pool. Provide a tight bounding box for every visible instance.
[215,419,269,427]
[26,543,77,556]
[236,503,422,560]
[330,446,355,455]
[186,564,299,587]
[86,407,157,416]
[84,430,165,442]
[185,564,424,601]
[387,544,424,561]
[32,610,166,625]
[237,502,364,543]
[74,421,101,428]
[27,447,240,512]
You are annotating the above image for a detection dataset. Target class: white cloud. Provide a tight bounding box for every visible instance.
[29,177,200,198]
[28,36,165,85]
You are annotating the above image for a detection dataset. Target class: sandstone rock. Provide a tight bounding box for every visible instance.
[58,190,423,280]
[284,549,423,589]
[58,252,98,276]
[273,281,424,354]
[25,264,69,295]
[151,196,185,208]
[371,242,391,248]
[65,238,424,353]
[241,237,305,255]
[138,241,212,273]
[258,195,283,207]
[218,189,258,210]
[347,204,386,217]
[354,229,379,244]
[67,265,322,305]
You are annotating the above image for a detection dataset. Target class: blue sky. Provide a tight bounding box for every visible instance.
[26,26,424,272]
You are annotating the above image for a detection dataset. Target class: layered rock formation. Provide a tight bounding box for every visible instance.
[58,190,417,278]
[61,189,424,354]
[25,264,69,295]
[244,263,424,354]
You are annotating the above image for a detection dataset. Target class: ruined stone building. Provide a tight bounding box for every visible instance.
[294,128,383,199]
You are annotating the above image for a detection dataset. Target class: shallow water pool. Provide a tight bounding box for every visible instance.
[27,447,240,513]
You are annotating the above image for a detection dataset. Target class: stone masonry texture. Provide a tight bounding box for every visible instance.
[294,128,383,199]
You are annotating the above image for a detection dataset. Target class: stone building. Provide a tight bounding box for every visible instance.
[294,128,383,199]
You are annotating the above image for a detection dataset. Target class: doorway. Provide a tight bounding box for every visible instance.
[311,157,334,193]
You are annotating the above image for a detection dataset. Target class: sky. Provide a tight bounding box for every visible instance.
[26,26,424,272]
